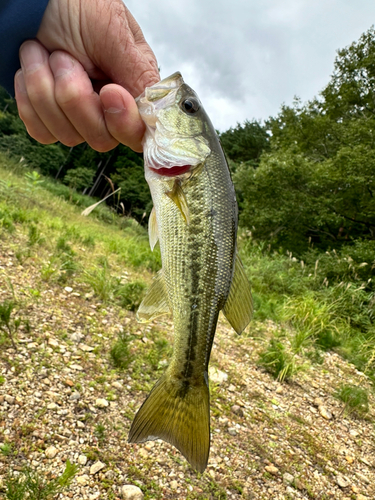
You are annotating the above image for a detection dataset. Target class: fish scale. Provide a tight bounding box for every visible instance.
[128,72,253,472]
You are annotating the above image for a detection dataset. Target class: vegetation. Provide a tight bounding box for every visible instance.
[3,460,78,500]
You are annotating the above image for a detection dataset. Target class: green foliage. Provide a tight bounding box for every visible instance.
[258,337,297,382]
[4,460,78,500]
[64,167,95,191]
[0,442,13,456]
[335,384,369,417]
[220,119,270,165]
[110,331,133,369]
[0,300,19,349]
[117,280,146,311]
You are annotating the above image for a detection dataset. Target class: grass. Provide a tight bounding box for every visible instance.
[3,460,78,500]
[335,384,370,418]
[239,235,375,382]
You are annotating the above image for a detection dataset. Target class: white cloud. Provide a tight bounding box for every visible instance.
[126,0,375,130]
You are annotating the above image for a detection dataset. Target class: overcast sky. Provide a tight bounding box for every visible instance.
[126,0,375,132]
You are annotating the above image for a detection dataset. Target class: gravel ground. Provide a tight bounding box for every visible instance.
[1,244,374,500]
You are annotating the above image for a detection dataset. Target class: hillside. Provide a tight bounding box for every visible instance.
[0,161,374,500]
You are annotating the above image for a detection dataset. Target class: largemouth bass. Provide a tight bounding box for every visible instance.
[128,72,253,472]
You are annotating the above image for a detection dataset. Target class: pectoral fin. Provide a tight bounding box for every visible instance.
[166,181,190,224]
[136,270,170,322]
[223,254,253,334]
[148,206,159,251]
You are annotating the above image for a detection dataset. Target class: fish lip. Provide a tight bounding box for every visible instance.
[150,165,192,177]
[136,72,184,103]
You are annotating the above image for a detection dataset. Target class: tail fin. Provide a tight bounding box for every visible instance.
[128,373,210,473]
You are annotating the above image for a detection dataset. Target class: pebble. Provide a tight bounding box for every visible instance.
[208,367,228,384]
[319,406,332,420]
[231,405,244,416]
[283,472,294,485]
[90,461,105,475]
[121,485,144,499]
[275,386,283,394]
[228,427,237,436]
[356,495,369,500]
[336,475,349,488]
[45,446,58,459]
[89,493,100,500]
[265,465,279,476]
[95,398,109,408]
[78,454,88,465]
[112,381,123,389]
[170,480,178,489]
[64,287,73,293]
[76,474,90,486]
[5,395,15,404]
[69,392,81,401]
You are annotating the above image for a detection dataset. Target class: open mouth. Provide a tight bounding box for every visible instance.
[150,165,191,177]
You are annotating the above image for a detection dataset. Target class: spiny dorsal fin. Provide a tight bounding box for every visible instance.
[166,180,190,224]
[136,270,170,322]
[148,206,159,251]
[128,372,210,473]
[223,254,253,334]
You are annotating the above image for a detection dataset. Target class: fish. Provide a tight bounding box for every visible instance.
[128,72,253,473]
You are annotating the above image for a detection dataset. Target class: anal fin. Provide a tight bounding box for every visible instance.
[136,270,170,322]
[223,254,253,334]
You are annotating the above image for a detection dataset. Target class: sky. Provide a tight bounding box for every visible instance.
[126,0,375,132]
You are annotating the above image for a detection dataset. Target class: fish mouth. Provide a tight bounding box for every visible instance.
[136,72,184,127]
[150,165,191,177]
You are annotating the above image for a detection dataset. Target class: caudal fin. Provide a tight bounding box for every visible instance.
[128,373,210,473]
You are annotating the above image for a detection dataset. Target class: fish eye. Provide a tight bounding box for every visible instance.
[181,98,200,114]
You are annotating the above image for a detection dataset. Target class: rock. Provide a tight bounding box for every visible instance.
[121,485,144,499]
[231,405,244,417]
[45,446,58,459]
[336,475,349,488]
[71,332,84,343]
[5,395,15,405]
[112,381,123,389]
[90,461,106,475]
[275,385,283,394]
[228,427,237,436]
[170,480,178,489]
[228,384,236,392]
[77,421,85,429]
[265,465,279,476]
[69,392,80,401]
[95,398,109,408]
[76,474,90,486]
[356,495,369,500]
[64,286,73,293]
[356,472,370,484]
[345,455,354,464]
[78,454,88,465]
[47,402,58,410]
[89,493,100,500]
[283,472,294,485]
[208,367,228,384]
[319,406,332,420]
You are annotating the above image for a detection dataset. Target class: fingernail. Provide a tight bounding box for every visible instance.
[15,70,27,93]
[50,52,75,78]
[20,42,46,73]
[101,90,125,113]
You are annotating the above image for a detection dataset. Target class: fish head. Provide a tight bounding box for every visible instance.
[137,72,212,178]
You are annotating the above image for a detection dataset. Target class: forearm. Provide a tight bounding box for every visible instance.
[0,0,49,94]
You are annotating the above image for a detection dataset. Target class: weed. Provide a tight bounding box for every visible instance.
[4,459,78,500]
[27,223,44,246]
[0,300,20,349]
[258,337,299,382]
[0,442,13,456]
[0,375,5,384]
[110,331,133,369]
[335,384,369,418]
[117,280,146,311]
[94,423,106,443]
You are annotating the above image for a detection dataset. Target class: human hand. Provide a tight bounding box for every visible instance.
[14,0,159,152]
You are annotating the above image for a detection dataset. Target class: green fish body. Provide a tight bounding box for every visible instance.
[128,72,253,472]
